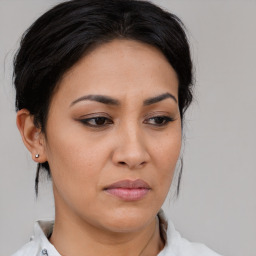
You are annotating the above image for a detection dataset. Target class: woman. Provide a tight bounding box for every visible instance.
[12,0,221,255]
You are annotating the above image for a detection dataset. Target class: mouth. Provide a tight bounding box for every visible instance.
[103,179,151,201]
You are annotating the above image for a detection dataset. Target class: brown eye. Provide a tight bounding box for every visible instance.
[144,116,173,126]
[80,117,113,127]
[94,117,107,125]
[152,117,166,125]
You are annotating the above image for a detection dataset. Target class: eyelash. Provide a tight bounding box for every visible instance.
[79,116,113,127]
[144,116,174,126]
[79,115,174,128]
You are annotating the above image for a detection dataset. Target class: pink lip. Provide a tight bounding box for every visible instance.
[104,179,151,201]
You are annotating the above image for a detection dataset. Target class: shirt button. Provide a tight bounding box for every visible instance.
[42,249,48,255]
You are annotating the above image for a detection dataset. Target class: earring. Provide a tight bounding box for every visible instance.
[35,154,40,158]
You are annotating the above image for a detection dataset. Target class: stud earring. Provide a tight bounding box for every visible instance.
[35,154,40,158]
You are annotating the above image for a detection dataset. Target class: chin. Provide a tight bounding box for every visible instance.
[96,206,158,233]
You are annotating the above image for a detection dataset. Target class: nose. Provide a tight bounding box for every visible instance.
[111,126,150,169]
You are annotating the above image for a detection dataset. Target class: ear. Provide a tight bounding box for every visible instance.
[16,109,47,163]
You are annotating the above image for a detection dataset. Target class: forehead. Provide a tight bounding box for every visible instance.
[55,39,179,103]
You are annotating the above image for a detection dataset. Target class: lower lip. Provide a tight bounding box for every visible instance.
[104,188,150,201]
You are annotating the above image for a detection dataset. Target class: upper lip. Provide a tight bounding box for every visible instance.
[104,179,151,189]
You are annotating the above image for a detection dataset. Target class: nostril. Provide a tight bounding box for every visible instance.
[118,161,146,168]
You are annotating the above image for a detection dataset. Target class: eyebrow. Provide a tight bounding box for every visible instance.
[70,94,120,107]
[143,92,177,105]
[70,92,177,107]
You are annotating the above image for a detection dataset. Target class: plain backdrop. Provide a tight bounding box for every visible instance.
[0,0,256,255]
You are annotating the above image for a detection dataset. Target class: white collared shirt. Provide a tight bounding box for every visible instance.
[11,217,222,256]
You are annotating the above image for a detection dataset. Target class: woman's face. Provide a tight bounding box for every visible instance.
[43,39,181,232]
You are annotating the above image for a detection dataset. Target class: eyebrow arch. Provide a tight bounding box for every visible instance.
[70,94,120,107]
[70,92,177,107]
[143,92,177,106]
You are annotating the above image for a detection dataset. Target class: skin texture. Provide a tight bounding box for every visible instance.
[17,39,181,256]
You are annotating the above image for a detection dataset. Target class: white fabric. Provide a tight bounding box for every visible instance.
[11,219,222,256]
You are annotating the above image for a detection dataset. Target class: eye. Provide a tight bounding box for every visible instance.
[144,116,174,126]
[79,116,113,127]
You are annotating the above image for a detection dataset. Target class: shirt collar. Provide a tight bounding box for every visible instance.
[32,221,60,256]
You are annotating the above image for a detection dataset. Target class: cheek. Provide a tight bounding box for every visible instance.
[150,127,182,191]
[153,125,181,163]
[44,126,109,201]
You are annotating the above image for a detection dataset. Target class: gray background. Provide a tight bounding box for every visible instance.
[1,0,255,255]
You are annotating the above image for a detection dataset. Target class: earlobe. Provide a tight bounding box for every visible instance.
[16,109,47,163]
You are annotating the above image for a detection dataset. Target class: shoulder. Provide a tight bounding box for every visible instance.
[11,240,42,256]
[174,237,222,256]
[158,212,222,256]
[11,220,58,256]
[165,223,222,256]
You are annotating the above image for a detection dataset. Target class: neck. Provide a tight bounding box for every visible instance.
[49,206,164,256]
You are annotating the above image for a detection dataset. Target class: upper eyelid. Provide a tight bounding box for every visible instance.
[144,116,174,123]
[143,111,173,119]
[78,114,172,120]
[78,112,112,119]
[77,113,174,119]
[78,117,113,128]
[75,106,176,118]
[146,115,173,120]
[78,115,174,124]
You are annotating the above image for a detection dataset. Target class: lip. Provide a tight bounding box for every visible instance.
[104,179,151,201]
